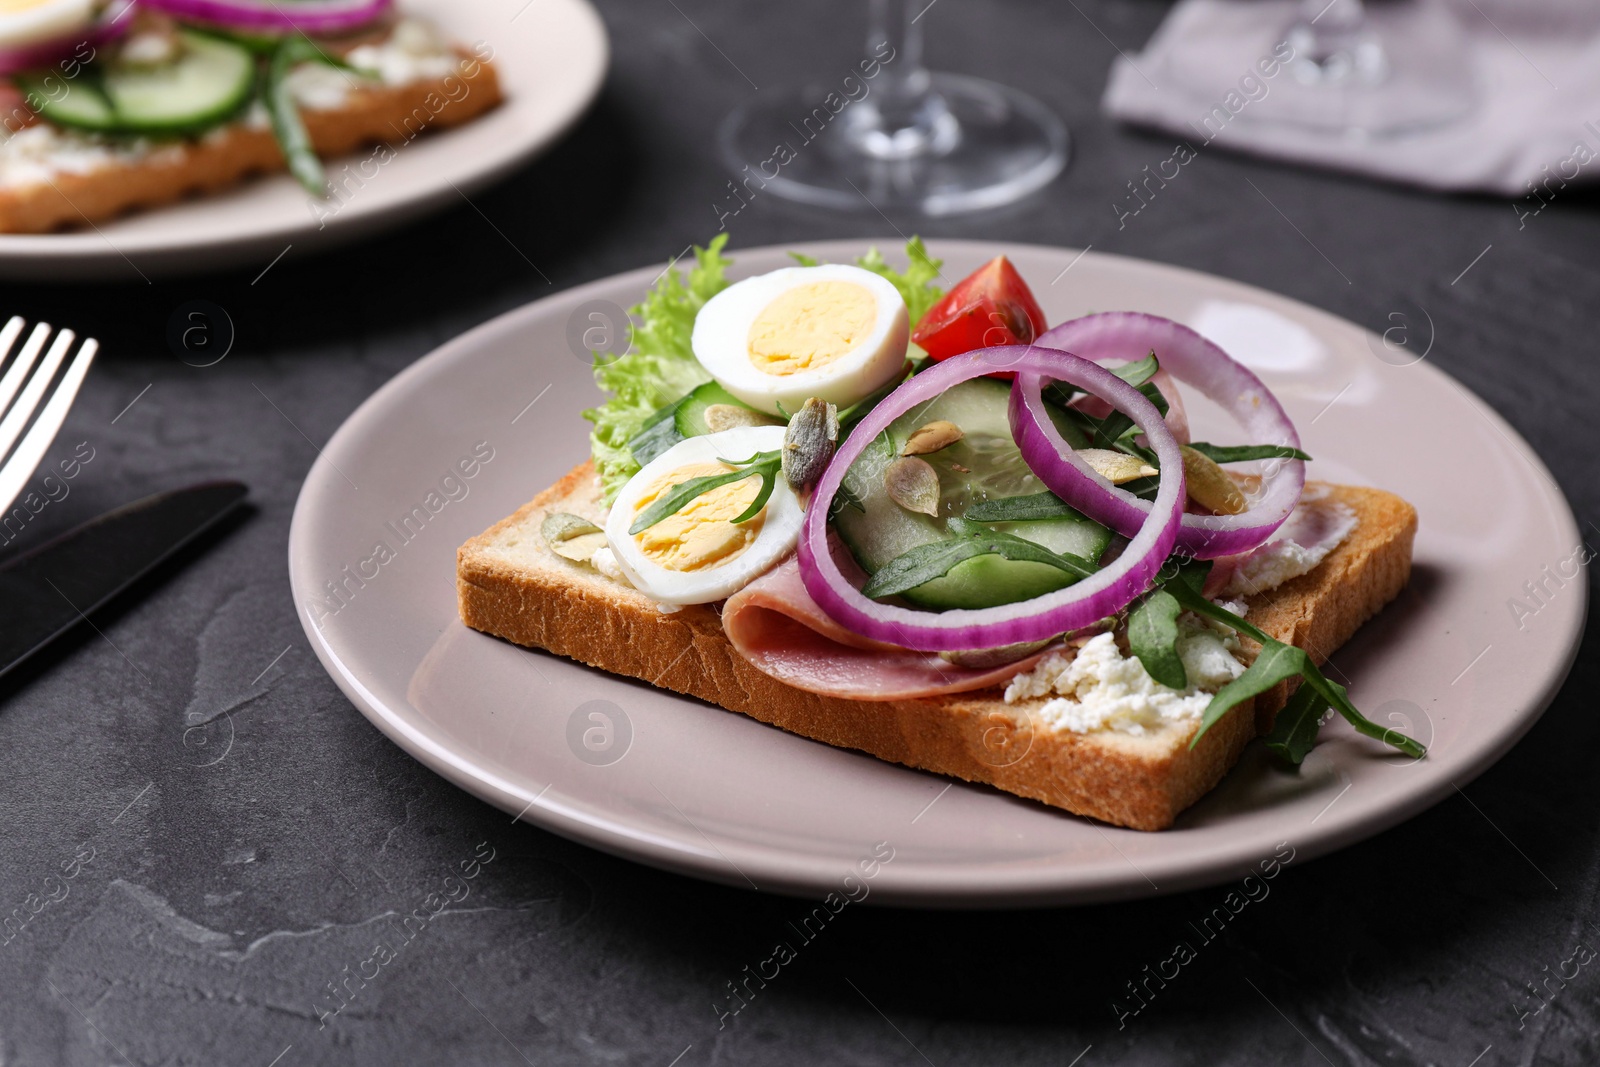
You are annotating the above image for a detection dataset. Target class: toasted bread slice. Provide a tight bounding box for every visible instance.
[457,463,1416,831]
[0,43,500,234]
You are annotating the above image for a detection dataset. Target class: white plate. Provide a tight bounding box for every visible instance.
[288,240,1586,907]
[0,0,608,280]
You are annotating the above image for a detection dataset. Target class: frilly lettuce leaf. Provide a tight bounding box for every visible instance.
[583,235,731,502]
[855,236,944,326]
[583,236,943,503]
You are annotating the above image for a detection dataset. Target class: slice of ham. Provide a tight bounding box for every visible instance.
[722,555,1056,701]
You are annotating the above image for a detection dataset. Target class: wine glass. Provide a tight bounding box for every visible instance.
[1252,0,1475,135]
[717,0,1067,216]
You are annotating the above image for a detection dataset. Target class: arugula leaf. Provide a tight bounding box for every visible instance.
[583,237,731,503]
[1091,379,1169,451]
[857,237,945,325]
[946,518,1099,578]
[1118,474,1162,501]
[861,539,998,599]
[1186,442,1313,464]
[1128,589,1187,689]
[627,450,780,534]
[1045,355,1172,458]
[628,395,691,466]
[1112,353,1160,388]
[730,460,779,523]
[1193,641,1308,746]
[1264,682,1329,764]
[267,39,329,195]
[829,481,866,516]
[1165,575,1426,759]
[1300,670,1424,759]
[1042,352,1161,403]
[1166,554,1212,598]
[862,519,1096,599]
[964,491,1081,523]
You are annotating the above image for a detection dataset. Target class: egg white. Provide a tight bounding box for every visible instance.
[605,426,802,605]
[691,264,909,417]
[0,0,96,50]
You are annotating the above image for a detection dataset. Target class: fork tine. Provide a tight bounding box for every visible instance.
[0,317,23,364]
[0,327,73,466]
[0,322,51,425]
[0,336,97,517]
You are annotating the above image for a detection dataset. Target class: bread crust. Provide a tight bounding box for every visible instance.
[457,464,1416,831]
[0,47,501,234]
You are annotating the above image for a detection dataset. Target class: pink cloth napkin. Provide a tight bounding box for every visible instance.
[1104,0,1600,199]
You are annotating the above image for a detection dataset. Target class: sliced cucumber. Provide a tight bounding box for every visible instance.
[24,30,256,137]
[994,516,1111,561]
[17,76,117,131]
[673,381,781,437]
[105,31,256,135]
[833,378,1111,611]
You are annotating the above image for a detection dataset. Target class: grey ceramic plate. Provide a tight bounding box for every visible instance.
[288,240,1585,907]
[0,0,608,280]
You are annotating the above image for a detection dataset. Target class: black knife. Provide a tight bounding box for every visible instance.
[0,481,248,681]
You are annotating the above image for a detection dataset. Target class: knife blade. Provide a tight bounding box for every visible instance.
[0,481,248,681]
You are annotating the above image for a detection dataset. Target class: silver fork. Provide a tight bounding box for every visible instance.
[0,317,98,516]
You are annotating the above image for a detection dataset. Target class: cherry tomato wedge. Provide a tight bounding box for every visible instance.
[912,256,1048,361]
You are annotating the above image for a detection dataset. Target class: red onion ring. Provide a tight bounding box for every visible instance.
[0,0,134,77]
[136,0,394,35]
[1025,312,1305,559]
[798,345,1186,653]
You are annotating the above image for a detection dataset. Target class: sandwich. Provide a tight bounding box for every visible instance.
[0,0,500,234]
[457,238,1424,831]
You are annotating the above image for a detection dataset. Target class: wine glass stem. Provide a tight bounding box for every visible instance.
[1289,0,1387,83]
[846,0,957,159]
[1297,0,1366,53]
[866,0,929,106]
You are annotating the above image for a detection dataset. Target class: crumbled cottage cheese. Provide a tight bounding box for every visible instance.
[589,545,626,583]
[349,19,459,85]
[286,19,459,109]
[1004,625,1245,736]
[1224,498,1358,597]
[288,18,460,109]
[0,123,169,190]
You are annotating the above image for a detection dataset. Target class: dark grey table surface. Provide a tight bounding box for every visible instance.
[3,1,1599,1064]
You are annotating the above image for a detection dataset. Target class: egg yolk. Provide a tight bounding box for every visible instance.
[633,462,766,571]
[747,281,875,376]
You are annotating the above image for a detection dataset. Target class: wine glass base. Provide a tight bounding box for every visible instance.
[718,73,1068,216]
[1161,1,1475,138]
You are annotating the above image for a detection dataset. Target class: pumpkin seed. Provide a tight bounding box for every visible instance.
[885,455,941,516]
[542,512,607,561]
[902,419,964,456]
[1078,447,1158,484]
[782,397,839,490]
[1181,445,1247,514]
[704,403,780,432]
[938,637,1053,669]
